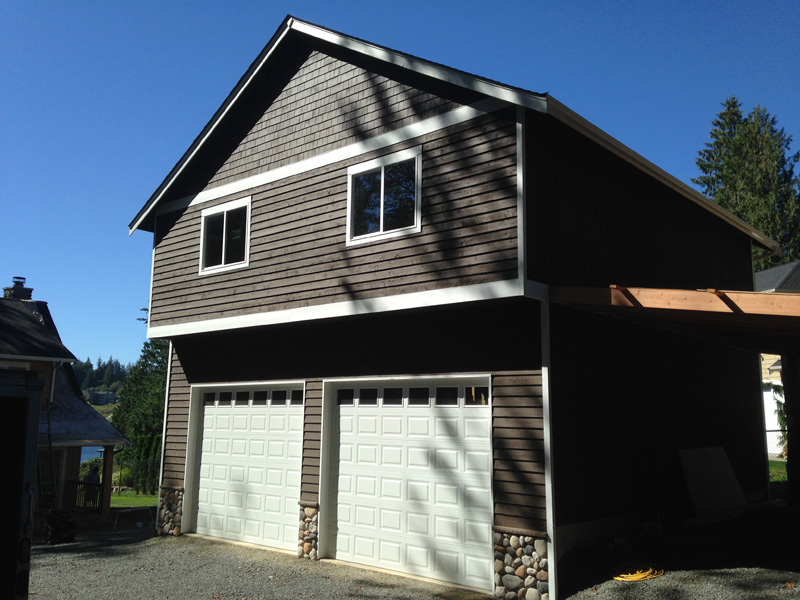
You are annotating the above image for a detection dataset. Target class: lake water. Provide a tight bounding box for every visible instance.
[80,446,104,463]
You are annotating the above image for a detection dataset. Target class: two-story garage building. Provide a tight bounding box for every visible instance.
[130,16,784,598]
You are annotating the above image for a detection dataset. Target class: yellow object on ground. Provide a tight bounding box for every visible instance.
[612,562,665,581]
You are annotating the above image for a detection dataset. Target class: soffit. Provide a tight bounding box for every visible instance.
[549,285,800,357]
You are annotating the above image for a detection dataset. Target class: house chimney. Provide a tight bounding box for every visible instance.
[3,276,33,300]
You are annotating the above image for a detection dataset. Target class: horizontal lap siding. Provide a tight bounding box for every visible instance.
[493,371,547,533]
[207,50,459,190]
[162,346,190,489]
[301,379,322,504]
[149,112,518,328]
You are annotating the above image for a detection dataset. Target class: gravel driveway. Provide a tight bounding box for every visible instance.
[29,505,799,600]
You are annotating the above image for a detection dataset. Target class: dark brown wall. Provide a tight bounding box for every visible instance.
[206,49,461,191]
[548,304,766,526]
[159,300,548,531]
[492,371,547,533]
[526,110,755,291]
[150,110,519,329]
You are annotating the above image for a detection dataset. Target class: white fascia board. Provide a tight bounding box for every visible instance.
[147,279,525,339]
[288,19,548,114]
[545,96,781,255]
[153,99,503,217]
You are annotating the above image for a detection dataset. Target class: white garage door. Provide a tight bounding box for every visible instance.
[330,379,493,590]
[196,386,303,550]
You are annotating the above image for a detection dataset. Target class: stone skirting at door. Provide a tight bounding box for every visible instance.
[493,528,549,599]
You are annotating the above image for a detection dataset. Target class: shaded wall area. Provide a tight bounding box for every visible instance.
[549,304,766,531]
[525,109,755,292]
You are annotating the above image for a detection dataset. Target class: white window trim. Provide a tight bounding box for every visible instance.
[346,146,422,246]
[198,196,251,275]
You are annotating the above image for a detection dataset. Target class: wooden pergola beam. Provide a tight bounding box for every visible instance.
[550,285,800,317]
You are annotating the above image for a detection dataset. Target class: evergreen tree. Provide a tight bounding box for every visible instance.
[114,339,169,494]
[693,96,800,271]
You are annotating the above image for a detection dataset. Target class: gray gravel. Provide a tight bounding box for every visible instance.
[29,530,488,600]
[29,505,800,600]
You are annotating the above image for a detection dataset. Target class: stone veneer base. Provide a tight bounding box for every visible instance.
[157,486,184,536]
[298,504,319,559]
[493,532,549,600]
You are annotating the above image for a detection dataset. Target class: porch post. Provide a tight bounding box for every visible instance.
[101,445,115,517]
[780,355,799,506]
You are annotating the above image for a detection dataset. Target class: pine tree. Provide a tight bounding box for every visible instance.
[114,339,168,494]
[693,97,800,271]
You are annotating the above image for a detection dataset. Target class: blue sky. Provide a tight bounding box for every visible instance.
[2,1,798,366]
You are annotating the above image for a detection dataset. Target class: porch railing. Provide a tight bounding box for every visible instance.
[64,481,104,512]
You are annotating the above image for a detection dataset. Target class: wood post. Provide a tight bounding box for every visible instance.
[101,445,115,517]
[780,355,799,506]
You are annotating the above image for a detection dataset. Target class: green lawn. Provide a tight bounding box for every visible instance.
[769,459,787,482]
[110,490,158,508]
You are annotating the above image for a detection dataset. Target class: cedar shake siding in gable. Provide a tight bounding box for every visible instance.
[149,111,519,329]
[206,50,462,191]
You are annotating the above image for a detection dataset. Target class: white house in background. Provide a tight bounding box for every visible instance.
[756,261,799,456]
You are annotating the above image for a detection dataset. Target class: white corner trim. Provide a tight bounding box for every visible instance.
[153,100,504,218]
[147,279,524,339]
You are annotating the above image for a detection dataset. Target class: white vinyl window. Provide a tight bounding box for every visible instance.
[199,197,251,274]
[346,147,422,245]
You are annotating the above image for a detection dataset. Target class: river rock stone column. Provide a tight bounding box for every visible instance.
[493,531,548,600]
[298,503,319,560]
[157,486,183,536]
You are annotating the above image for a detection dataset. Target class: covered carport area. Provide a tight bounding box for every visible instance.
[550,284,800,508]
[548,285,800,596]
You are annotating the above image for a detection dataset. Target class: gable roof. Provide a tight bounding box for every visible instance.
[128,16,780,258]
[0,298,76,362]
[755,260,800,292]
[44,366,129,447]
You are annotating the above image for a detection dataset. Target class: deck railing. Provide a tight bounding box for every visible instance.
[65,481,104,512]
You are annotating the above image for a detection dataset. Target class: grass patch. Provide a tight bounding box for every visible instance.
[769,459,787,482]
[110,490,158,508]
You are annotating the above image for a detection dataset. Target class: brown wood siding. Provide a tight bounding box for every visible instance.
[206,50,460,191]
[161,345,190,488]
[301,379,322,503]
[149,112,519,329]
[492,371,547,532]
[526,110,755,291]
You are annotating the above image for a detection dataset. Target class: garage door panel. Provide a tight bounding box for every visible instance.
[332,379,493,590]
[196,389,303,551]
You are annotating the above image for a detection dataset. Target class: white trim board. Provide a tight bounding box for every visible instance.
[147,100,504,222]
[147,278,538,339]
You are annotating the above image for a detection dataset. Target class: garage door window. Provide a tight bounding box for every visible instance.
[201,388,304,407]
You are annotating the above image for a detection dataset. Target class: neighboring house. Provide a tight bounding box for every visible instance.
[129,17,789,597]
[756,262,799,457]
[0,277,127,525]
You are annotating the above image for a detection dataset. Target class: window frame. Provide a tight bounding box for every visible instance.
[346,146,422,246]
[198,196,251,275]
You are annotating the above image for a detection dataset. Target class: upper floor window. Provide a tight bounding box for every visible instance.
[199,197,251,274]
[346,146,422,245]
